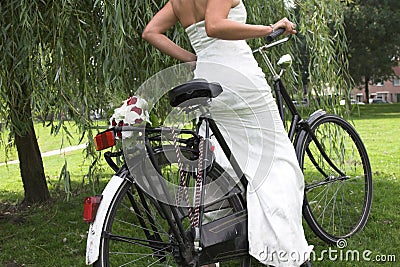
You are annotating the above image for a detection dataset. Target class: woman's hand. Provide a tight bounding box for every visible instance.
[271,17,297,35]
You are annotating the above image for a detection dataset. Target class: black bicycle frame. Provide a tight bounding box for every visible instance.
[273,78,302,141]
[118,122,248,265]
[271,71,347,178]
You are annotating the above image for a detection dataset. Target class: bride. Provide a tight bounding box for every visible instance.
[142,1,312,266]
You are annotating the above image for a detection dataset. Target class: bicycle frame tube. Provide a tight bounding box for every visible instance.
[273,78,347,177]
[208,118,248,188]
[195,114,248,244]
[257,43,348,179]
[301,122,347,178]
[274,79,302,141]
[257,43,302,141]
[143,139,189,245]
[196,118,210,245]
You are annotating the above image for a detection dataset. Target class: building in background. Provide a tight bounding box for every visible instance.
[351,66,400,103]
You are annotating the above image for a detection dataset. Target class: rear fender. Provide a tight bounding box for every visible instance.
[85,175,126,265]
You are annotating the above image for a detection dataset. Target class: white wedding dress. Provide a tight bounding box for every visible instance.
[185,1,313,266]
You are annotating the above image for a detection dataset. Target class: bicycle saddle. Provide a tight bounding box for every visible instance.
[168,79,223,108]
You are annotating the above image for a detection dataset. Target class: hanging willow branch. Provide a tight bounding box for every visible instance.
[295,0,353,114]
[0,0,352,194]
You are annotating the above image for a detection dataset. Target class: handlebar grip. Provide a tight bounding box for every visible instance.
[266,28,285,43]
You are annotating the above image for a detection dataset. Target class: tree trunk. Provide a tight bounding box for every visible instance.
[12,83,50,205]
[364,75,370,104]
[14,124,50,205]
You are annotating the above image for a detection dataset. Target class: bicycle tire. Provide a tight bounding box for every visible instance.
[295,114,372,244]
[94,146,247,267]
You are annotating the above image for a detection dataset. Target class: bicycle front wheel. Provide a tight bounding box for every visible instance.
[296,114,372,244]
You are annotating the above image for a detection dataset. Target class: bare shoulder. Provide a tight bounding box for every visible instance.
[171,0,239,28]
[170,0,208,28]
[232,0,240,7]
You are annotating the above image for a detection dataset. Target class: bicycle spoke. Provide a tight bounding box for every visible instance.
[109,232,172,248]
[319,183,343,221]
[112,246,172,267]
[115,207,170,238]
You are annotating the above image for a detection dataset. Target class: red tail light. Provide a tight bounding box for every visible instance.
[83,196,102,223]
[94,130,116,151]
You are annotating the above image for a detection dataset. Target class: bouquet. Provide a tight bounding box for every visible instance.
[109,96,151,138]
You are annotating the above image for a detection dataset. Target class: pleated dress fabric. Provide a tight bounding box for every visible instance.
[185,1,313,266]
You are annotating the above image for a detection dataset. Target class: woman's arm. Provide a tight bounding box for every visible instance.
[142,1,197,62]
[205,0,296,40]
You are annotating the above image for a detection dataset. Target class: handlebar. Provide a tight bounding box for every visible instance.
[266,28,286,43]
[252,33,290,54]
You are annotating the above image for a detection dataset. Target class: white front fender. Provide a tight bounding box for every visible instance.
[86,175,126,265]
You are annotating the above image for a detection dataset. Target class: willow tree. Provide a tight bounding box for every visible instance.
[0,0,351,205]
[248,0,352,112]
[0,1,107,204]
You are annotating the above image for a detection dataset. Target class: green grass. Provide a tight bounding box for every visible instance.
[303,104,400,266]
[0,104,399,266]
[0,149,114,267]
[0,121,85,163]
[0,121,112,266]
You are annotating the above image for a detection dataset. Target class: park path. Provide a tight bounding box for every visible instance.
[0,144,87,167]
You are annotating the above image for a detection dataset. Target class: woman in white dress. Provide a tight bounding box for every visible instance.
[142,0,313,266]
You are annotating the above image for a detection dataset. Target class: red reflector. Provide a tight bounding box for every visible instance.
[94,130,116,151]
[83,196,102,223]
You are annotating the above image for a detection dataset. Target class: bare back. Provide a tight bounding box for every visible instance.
[170,0,240,29]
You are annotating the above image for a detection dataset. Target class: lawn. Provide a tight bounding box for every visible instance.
[0,104,399,266]
[0,121,85,163]
[303,104,400,266]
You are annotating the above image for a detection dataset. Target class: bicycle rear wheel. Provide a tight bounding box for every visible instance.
[296,114,372,244]
[94,146,246,267]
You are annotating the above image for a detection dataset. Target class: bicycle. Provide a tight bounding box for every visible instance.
[84,29,373,266]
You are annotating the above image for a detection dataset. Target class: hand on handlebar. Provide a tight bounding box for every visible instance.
[271,17,297,36]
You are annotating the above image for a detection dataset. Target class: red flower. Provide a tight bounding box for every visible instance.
[135,118,143,124]
[127,96,137,105]
[130,106,142,115]
[116,120,124,138]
